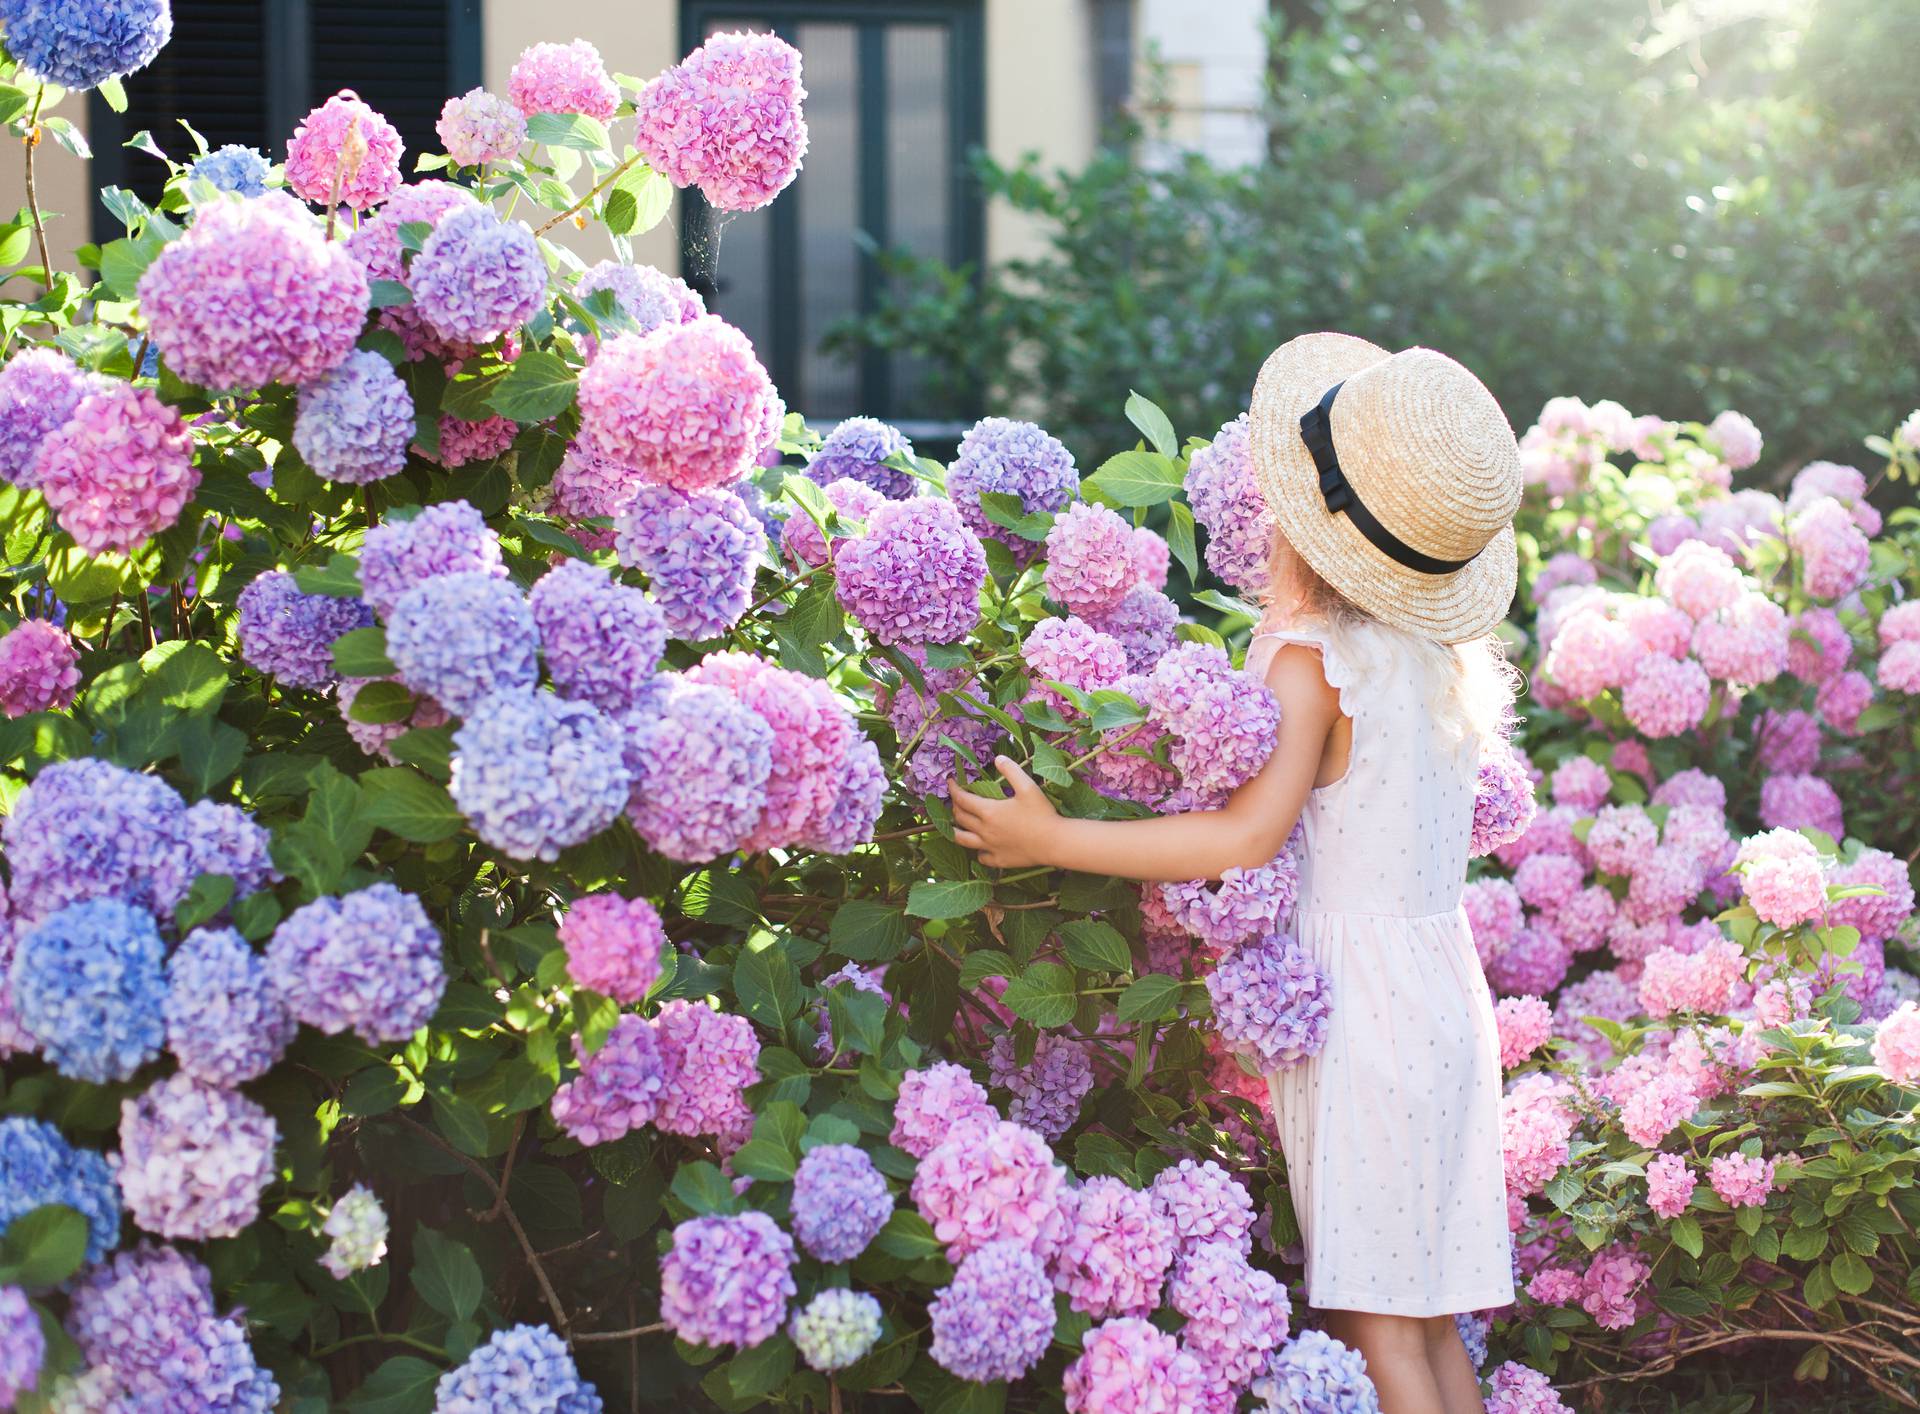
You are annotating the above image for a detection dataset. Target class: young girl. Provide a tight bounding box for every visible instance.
[952,332,1525,1414]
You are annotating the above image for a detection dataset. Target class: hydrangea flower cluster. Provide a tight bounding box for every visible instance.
[810,732,888,853]
[650,999,760,1140]
[236,570,374,690]
[1206,934,1333,1071]
[435,1323,602,1413]
[890,1061,996,1157]
[635,31,809,211]
[411,207,547,346]
[577,260,706,343]
[0,1116,122,1264]
[1501,1073,1577,1198]
[836,495,989,646]
[1644,1151,1696,1219]
[1021,614,1128,717]
[1250,1329,1381,1414]
[292,348,416,484]
[509,39,620,120]
[1044,501,1139,614]
[527,559,665,712]
[1170,1241,1290,1392]
[658,1212,797,1349]
[265,883,445,1044]
[164,927,296,1086]
[0,1284,42,1408]
[928,1239,1057,1381]
[387,572,540,716]
[359,500,507,619]
[117,1074,278,1240]
[140,191,369,390]
[1157,852,1301,955]
[581,319,778,489]
[1494,995,1553,1068]
[1086,584,1181,674]
[1063,1316,1208,1414]
[548,1016,665,1146]
[342,180,480,360]
[12,899,166,1082]
[0,619,79,717]
[1708,1151,1775,1208]
[321,1184,390,1279]
[0,345,100,487]
[188,143,272,197]
[946,417,1079,559]
[1139,643,1283,801]
[615,483,763,641]
[450,690,629,859]
[620,675,774,861]
[36,382,198,554]
[1734,829,1828,928]
[789,1289,883,1373]
[1051,1176,1176,1318]
[809,416,915,497]
[559,893,665,1003]
[912,1116,1071,1260]
[285,91,404,209]
[791,1143,894,1262]
[1473,743,1540,857]
[1872,1002,1920,1083]
[987,1031,1096,1141]
[1149,1158,1256,1261]
[1185,413,1273,594]
[0,0,171,89]
[1484,1362,1574,1414]
[438,86,528,166]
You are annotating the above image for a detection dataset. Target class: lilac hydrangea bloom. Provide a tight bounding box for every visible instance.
[791,1143,894,1262]
[686,651,854,852]
[1252,1329,1382,1414]
[635,31,810,212]
[172,798,280,908]
[293,348,415,484]
[386,572,539,717]
[118,1074,278,1241]
[1158,850,1301,955]
[1051,1176,1176,1319]
[0,618,80,718]
[928,1239,1056,1382]
[164,927,296,1086]
[12,899,166,1082]
[912,1117,1071,1261]
[236,570,374,690]
[947,417,1079,560]
[0,1284,43,1408]
[1063,1316,1208,1413]
[412,207,547,346]
[650,1000,760,1141]
[0,1116,121,1264]
[790,1289,883,1373]
[1140,642,1283,801]
[358,500,506,619]
[549,1015,666,1146]
[988,1031,1095,1141]
[450,690,630,860]
[1206,935,1333,1072]
[809,416,915,498]
[528,559,665,713]
[1085,585,1180,674]
[0,756,190,923]
[1045,501,1138,615]
[1454,1312,1490,1372]
[1186,414,1274,595]
[559,894,666,1005]
[1149,1158,1256,1261]
[1473,742,1540,858]
[1170,1241,1290,1390]
[320,1184,389,1279]
[0,0,171,89]
[0,345,100,488]
[614,482,763,641]
[836,495,988,645]
[436,1323,602,1413]
[265,883,445,1044]
[619,676,774,861]
[783,476,883,568]
[188,144,271,197]
[437,87,527,166]
[343,181,483,361]
[891,1061,995,1158]
[807,733,887,854]
[659,1213,798,1350]
[576,260,704,344]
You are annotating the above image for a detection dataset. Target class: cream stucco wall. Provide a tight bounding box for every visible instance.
[983,0,1097,267]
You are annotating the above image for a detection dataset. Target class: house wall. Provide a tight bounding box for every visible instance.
[1136,0,1267,168]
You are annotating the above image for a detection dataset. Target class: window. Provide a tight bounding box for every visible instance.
[87,0,480,225]
[680,0,984,432]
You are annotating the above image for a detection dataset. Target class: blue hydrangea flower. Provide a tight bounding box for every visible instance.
[172,798,280,908]
[411,207,548,346]
[164,927,296,1086]
[1454,1312,1489,1372]
[0,757,187,922]
[946,417,1078,561]
[528,559,666,713]
[0,1116,121,1265]
[12,899,166,1082]
[265,883,445,1045]
[809,416,915,499]
[386,571,539,717]
[449,690,630,861]
[789,1289,883,1373]
[1251,1330,1383,1414]
[434,1323,602,1413]
[188,145,271,198]
[790,1143,894,1263]
[0,0,172,90]
[293,349,415,485]
[927,1239,1055,1383]
[236,570,376,690]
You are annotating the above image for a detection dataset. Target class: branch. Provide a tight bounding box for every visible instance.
[533,154,644,237]
[21,85,53,292]
[572,1321,666,1345]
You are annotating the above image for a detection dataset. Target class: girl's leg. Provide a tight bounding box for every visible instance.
[1423,1316,1486,1414]
[1322,1310,1446,1414]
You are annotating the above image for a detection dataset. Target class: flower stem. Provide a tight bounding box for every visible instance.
[533,153,643,237]
[22,85,53,292]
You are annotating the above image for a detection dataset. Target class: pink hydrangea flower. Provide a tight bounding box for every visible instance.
[1735,829,1829,927]
[1882,601,1920,647]
[1533,551,1597,603]
[1644,1152,1696,1219]
[1708,410,1762,469]
[1656,542,1745,621]
[1501,1074,1576,1197]
[1487,923,1574,997]
[1618,598,1693,660]
[650,999,758,1140]
[1485,1361,1574,1414]
[509,39,620,120]
[1168,1242,1289,1391]
[1758,773,1844,840]
[1138,643,1282,801]
[635,31,809,212]
[1148,1159,1256,1261]
[1708,1152,1775,1208]
[1789,461,1877,531]
[1579,1244,1649,1329]
[890,1062,995,1158]
[1880,639,1920,694]
[1871,1001,1920,1084]
[1622,654,1710,738]
[1788,606,1850,683]
[1815,669,1873,735]
[1549,756,1611,812]
[1462,878,1524,963]
[118,1073,278,1240]
[1044,501,1137,615]
[0,620,79,717]
[1638,938,1745,1016]
[1757,708,1821,776]
[686,651,855,852]
[1131,527,1170,590]
[431,413,518,469]
[37,383,198,554]
[560,893,665,1003]
[1525,1268,1580,1305]
[0,345,101,489]
[285,91,403,210]
[782,477,882,568]
[1063,1317,1207,1414]
[1586,805,1659,877]
[579,319,777,491]
[1542,608,1637,699]
[437,86,526,166]
[911,1117,1071,1260]
[1790,496,1871,600]
[1022,615,1129,717]
[1693,593,1789,688]
[1495,996,1553,1068]
[1652,767,1726,812]
[1050,1177,1175,1318]
[1827,848,1914,944]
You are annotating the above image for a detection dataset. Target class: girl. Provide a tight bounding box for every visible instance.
[952,333,1525,1414]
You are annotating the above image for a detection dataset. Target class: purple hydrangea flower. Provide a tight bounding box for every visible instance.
[293,348,415,484]
[549,1015,666,1146]
[188,144,271,197]
[789,1289,883,1373]
[809,416,915,498]
[343,180,483,361]
[1063,1316,1208,1413]
[685,651,854,852]
[988,1031,1094,1142]
[358,500,506,619]
[450,690,630,861]
[807,733,887,853]
[1157,850,1301,955]
[0,345,100,488]
[928,1239,1056,1382]
[1149,1158,1256,1261]
[265,883,445,1044]
[172,798,280,908]
[1455,1312,1490,1372]
[1140,642,1283,801]
[117,1074,277,1241]
[164,927,296,1086]
[0,618,80,718]
[12,899,166,1082]
[0,1116,121,1264]
[1206,935,1332,1072]
[386,572,539,717]
[576,260,704,345]
[650,1000,760,1141]
[1085,585,1180,674]
[634,31,809,212]
[1473,743,1540,858]
[412,207,548,347]
[791,1143,894,1262]
[947,417,1078,560]
[0,0,171,89]
[659,1213,797,1350]
[529,559,666,713]
[435,1323,602,1413]
[1169,1241,1290,1390]
[620,675,774,862]
[614,483,763,641]
[1186,414,1274,595]
[835,495,988,645]
[236,570,375,690]
[1251,1329,1382,1413]
[0,757,189,923]
[0,1284,43,1408]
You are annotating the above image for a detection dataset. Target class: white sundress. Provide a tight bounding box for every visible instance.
[1248,625,1515,1318]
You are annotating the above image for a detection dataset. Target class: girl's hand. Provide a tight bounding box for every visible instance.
[951,757,1058,868]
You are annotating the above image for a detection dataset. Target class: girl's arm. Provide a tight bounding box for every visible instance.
[951,643,1343,882]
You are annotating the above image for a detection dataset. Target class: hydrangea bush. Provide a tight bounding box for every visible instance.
[0,14,1914,1414]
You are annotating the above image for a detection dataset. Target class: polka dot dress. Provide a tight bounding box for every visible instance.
[1250,626,1514,1317]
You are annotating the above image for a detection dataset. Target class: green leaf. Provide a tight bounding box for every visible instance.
[485,350,577,423]
[294,553,364,598]
[360,768,464,843]
[999,962,1077,1028]
[1670,1214,1704,1258]
[1125,391,1177,457]
[412,1226,483,1320]
[526,112,611,151]
[0,85,32,126]
[98,76,129,113]
[976,491,1055,542]
[431,1093,489,1157]
[331,626,397,677]
[1059,919,1132,973]
[1116,973,1182,1022]
[733,941,805,1027]
[173,873,237,933]
[670,1161,736,1216]
[1084,449,1183,508]
[1829,1250,1874,1295]
[626,166,675,234]
[347,1355,442,1414]
[98,233,165,298]
[727,1139,798,1183]
[396,221,433,253]
[727,1334,796,1399]
[345,680,414,725]
[906,879,990,920]
[1165,500,1199,583]
[342,1066,409,1118]
[367,279,413,308]
[829,900,910,961]
[875,1209,944,1260]
[147,640,229,713]
[603,186,637,235]
[0,1204,89,1289]
[1653,1284,1714,1318]
[1803,1262,1838,1310]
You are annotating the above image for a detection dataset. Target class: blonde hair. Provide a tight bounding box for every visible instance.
[1260,529,1520,757]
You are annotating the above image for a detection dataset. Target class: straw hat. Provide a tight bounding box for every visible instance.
[1247,332,1522,643]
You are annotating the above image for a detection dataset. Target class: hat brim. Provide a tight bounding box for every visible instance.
[1248,333,1517,644]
